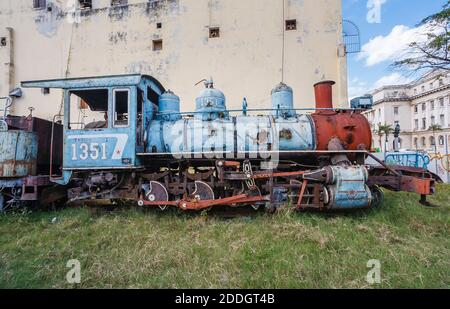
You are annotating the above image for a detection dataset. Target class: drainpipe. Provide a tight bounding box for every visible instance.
[4,27,14,95]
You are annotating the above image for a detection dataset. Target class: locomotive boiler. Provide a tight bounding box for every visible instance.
[19,74,434,211]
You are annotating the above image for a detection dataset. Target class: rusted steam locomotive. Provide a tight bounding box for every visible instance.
[0,74,435,211]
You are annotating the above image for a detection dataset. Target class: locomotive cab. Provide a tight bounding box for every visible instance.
[22,74,165,185]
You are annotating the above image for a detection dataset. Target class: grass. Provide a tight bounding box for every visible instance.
[0,185,449,289]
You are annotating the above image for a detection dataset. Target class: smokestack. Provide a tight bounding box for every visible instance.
[314,80,335,110]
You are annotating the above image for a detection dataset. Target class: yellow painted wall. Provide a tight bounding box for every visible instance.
[0,0,347,120]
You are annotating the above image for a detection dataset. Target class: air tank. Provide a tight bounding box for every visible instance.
[158,90,181,121]
[271,82,295,118]
[195,79,228,121]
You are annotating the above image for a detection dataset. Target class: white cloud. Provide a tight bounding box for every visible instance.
[348,73,413,99]
[358,24,430,67]
[373,73,412,88]
[348,77,371,99]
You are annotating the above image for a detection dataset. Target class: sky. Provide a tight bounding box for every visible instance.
[342,0,448,99]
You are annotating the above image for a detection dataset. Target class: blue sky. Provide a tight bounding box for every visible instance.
[342,0,447,99]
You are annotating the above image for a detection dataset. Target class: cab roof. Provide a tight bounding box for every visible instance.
[21,74,165,92]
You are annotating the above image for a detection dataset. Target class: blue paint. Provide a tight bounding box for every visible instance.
[146,115,316,156]
[0,131,38,177]
[22,74,166,185]
[385,152,430,169]
[326,166,372,210]
[158,90,181,121]
[271,83,295,118]
[195,80,228,121]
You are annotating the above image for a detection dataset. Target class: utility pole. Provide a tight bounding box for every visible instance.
[446,134,450,183]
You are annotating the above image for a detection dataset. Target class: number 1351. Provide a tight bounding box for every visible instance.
[71,143,107,161]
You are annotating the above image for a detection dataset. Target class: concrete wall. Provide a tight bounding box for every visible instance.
[0,0,347,121]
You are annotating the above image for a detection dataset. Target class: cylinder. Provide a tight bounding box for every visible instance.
[314,80,335,109]
[271,83,295,118]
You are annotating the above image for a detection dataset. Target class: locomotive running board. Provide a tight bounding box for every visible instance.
[137,150,368,157]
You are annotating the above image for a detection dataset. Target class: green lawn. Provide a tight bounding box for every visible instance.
[0,185,449,289]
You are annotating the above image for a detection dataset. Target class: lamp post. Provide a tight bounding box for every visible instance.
[393,124,401,152]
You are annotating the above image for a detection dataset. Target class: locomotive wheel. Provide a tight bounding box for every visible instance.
[247,187,262,211]
[190,181,215,201]
[146,181,169,211]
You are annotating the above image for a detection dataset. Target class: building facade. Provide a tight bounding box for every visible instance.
[363,71,450,153]
[0,0,348,121]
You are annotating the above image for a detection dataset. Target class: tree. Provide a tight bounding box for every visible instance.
[428,124,443,152]
[392,1,450,75]
[376,123,394,152]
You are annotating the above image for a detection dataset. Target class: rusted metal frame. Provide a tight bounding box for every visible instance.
[141,194,270,211]
[296,180,308,209]
[252,170,306,179]
[366,152,402,177]
[224,170,306,181]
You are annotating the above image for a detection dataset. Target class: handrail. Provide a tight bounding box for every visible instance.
[155,107,365,117]
[50,114,63,180]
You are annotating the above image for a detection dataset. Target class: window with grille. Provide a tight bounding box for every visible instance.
[285,19,297,31]
[209,27,220,38]
[33,0,47,9]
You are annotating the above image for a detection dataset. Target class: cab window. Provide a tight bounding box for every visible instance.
[113,89,130,127]
[68,89,108,130]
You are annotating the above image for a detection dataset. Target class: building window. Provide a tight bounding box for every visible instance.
[422,137,426,147]
[33,0,46,9]
[439,97,444,107]
[422,118,426,130]
[394,106,399,115]
[111,0,128,6]
[414,119,419,131]
[209,27,220,38]
[430,100,435,110]
[285,19,297,31]
[440,114,445,126]
[414,137,418,147]
[422,103,426,111]
[156,22,162,29]
[79,0,92,9]
[430,82,434,90]
[439,136,445,146]
[421,85,425,92]
[414,105,418,113]
[152,39,163,51]
[439,79,444,87]
[430,136,436,146]
[414,89,417,95]
[431,116,435,125]
[0,37,6,47]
